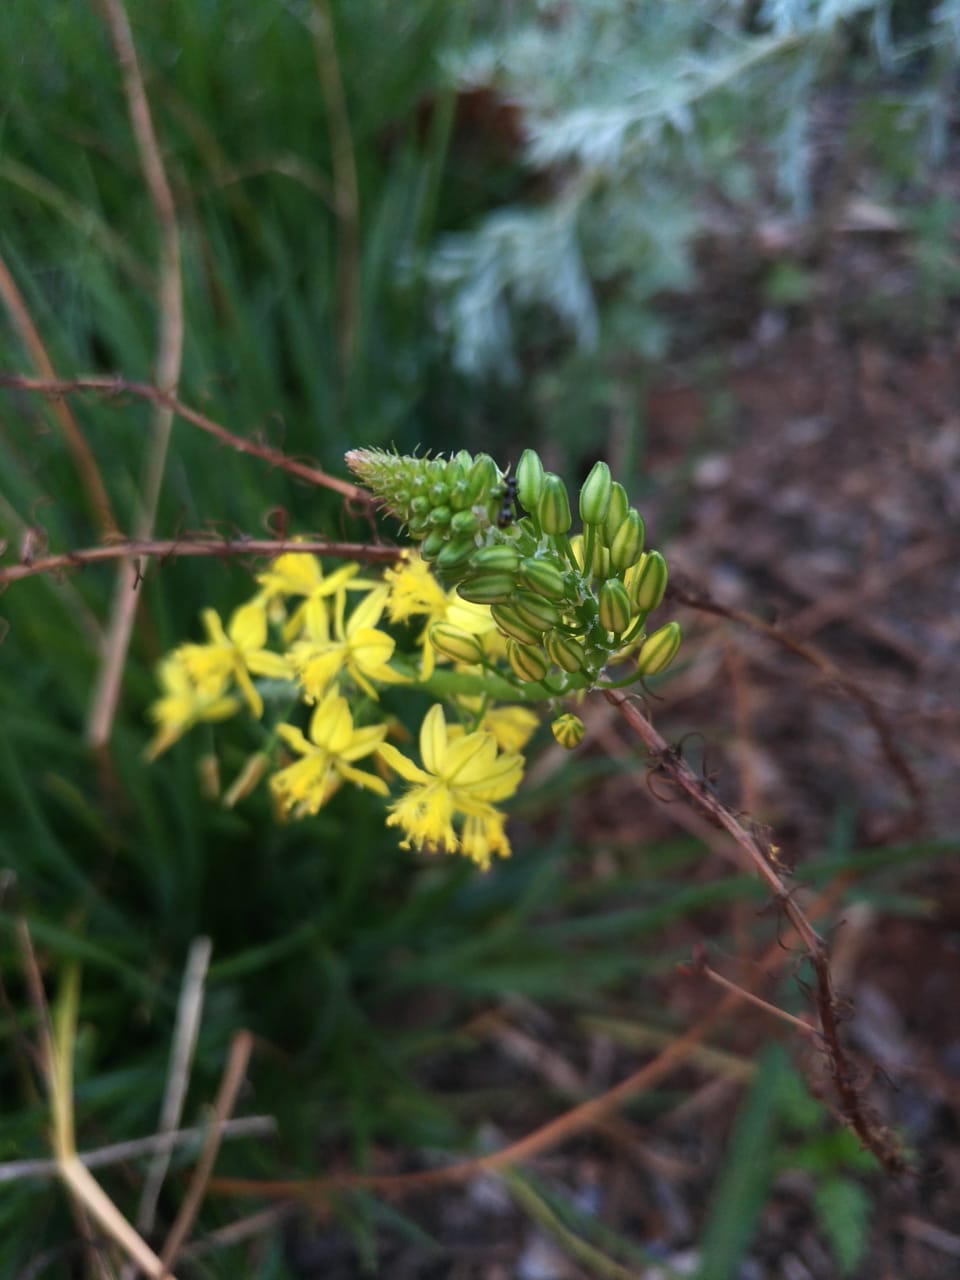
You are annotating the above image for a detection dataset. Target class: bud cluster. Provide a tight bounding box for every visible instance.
[345,447,513,575]
[346,447,682,693]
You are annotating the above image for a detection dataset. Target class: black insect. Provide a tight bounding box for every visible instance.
[497,473,520,528]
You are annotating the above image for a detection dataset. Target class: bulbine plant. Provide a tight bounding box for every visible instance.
[0,412,906,1178]
[147,448,681,869]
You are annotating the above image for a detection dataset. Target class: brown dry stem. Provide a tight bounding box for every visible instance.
[667,574,925,828]
[89,0,184,750]
[0,536,401,587]
[204,884,849,1209]
[0,374,368,501]
[605,686,905,1174]
[0,254,119,540]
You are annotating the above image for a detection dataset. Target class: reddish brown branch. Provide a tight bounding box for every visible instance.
[0,257,120,540]
[605,687,905,1174]
[667,575,924,828]
[0,536,402,587]
[0,374,368,503]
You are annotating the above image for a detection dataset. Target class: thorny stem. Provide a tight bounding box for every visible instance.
[667,575,924,829]
[604,686,906,1174]
[0,536,403,587]
[0,254,120,540]
[0,374,368,502]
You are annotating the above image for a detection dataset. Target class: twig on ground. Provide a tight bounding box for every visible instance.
[0,535,402,587]
[202,885,847,1206]
[605,686,905,1174]
[158,1030,254,1278]
[0,374,368,501]
[14,917,179,1279]
[89,0,184,750]
[0,1116,276,1183]
[125,939,212,1280]
[667,574,925,828]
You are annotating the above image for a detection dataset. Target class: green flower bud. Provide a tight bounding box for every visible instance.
[427,505,451,527]
[447,451,473,482]
[590,538,611,580]
[602,482,629,547]
[545,630,587,674]
[410,495,430,516]
[628,550,668,612]
[408,515,429,536]
[491,604,544,646]
[579,460,612,525]
[551,713,585,749]
[518,557,567,600]
[429,482,449,505]
[514,591,561,633]
[471,545,521,574]
[457,573,516,605]
[515,448,545,514]
[429,622,485,664]
[421,528,445,559]
[507,639,551,683]
[636,621,682,676]
[450,509,480,538]
[448,479,472,511]
[538,474,573,535]
[599,578,634,634]
[609,509,645,572]
[436,537,477,573]
[466,453,499,503]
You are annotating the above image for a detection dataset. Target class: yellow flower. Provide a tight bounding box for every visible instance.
[145,655,240,761]
[177,602,290,718]
[384,550,496,679]
[288,586,407,702]
[479,704,540,753]
[450,698,540,753]
[254,553,374,642]
[270,687,389,818]
[377,704,524,870]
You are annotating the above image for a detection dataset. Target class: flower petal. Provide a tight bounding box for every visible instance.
[377,742,431,784]
[419,704,448,775]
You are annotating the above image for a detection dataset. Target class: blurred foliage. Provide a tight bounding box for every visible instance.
[0,0,956,1274]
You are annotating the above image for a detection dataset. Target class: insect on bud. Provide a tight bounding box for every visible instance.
[551,713,585,749]
[636,621,682,676]
[538,474,573,535]
[578,460,612,526]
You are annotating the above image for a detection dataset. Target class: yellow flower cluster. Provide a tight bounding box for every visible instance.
[146,550,536,869]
